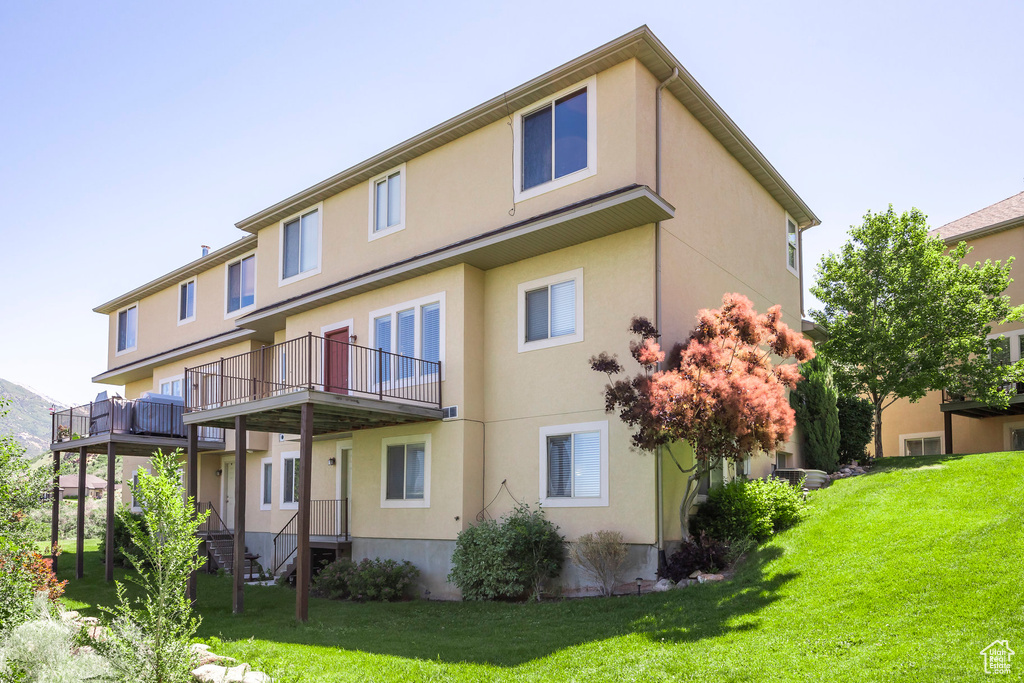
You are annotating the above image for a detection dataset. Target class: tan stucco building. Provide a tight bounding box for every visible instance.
[70,27,818,608]
[880,192,1024,457]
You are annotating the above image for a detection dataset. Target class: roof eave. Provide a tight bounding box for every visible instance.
[936,215,1024,245]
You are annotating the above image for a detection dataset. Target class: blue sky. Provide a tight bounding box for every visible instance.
[1,0,1022,404]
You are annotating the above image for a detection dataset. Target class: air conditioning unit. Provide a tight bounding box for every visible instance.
[773,468,830,490]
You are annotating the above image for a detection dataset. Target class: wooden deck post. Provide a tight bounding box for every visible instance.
[76,445,87,579]
[105,441,115,582]
[187,424,199,602]
[296,402,314,623]
[233,416,247,614]
[944,411,953,455]
[51,449,60,571]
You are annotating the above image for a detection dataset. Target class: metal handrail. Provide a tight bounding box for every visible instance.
[51,398,226,445]
[271,498,348,575]
[185,334,442,413]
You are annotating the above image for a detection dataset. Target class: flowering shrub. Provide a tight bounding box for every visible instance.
[347,558,419,602]
[310,558,355,600]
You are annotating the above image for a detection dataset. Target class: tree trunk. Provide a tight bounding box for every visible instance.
[678,459,713,541]
[873,402,884,460]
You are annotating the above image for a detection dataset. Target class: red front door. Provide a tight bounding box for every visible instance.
[325,328,350,394]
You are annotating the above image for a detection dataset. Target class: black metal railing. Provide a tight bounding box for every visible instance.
[184,333,442,413]
[941,383,1024,404]
[197,501,231,535]
[51,398,226,445]
[272,498,348,575]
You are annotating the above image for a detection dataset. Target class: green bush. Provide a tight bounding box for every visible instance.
[662,533,730,581]
[449,503,565,601]
[347,558,419,602]
[790,356,841,472]
[837,394,874,464]
[310,558,355,599]
[691,477,806,543]
[97,507,145,567]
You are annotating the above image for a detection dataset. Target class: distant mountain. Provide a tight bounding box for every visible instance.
[0,378,68,457]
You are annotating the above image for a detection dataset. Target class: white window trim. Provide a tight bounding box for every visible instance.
[538,420,609,508]
[259,456,273,511]
[898,431,944,457]
[224,250,257,320]
[280,451,299,510]
[177,277,197,325]
[380,434,431,509]
[517,268,584,353]
[158,374,184,398]
[367,163,407,242]
[986,328,1024,360]
[785,213,799,277]
[512,76,597,203]
[114,302,139,356]
[335,439,352,502]
[1002,420,1024,451]
[368,292,446,384]
[278,202,323,287]
[130,466,146,512]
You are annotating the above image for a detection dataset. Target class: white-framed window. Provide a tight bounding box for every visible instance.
[900,432,943,457]
[280,205,322,284]
[178,278,196,324]
[786,215,799,276]
[225,252,256,317]
[369,293,444,384]
[260,457,272,510]
[380,434,430,508]
[368,164,406,241]
[280,452,300,509]
[539,421,608,508]
[159,376,183,397]
[130,467,146,511]
[517,269,584,352]
[513,77,597,202]
[116,303,138,355]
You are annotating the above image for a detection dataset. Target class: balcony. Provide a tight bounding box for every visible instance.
[183,333,443,435]
[940,385,1024,418]
[50,397,225,456]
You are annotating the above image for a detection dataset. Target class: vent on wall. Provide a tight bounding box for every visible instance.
[442,406,458,419]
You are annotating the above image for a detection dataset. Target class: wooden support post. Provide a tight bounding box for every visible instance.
[232,416,246,614]
[944,410,953,455]
[51,450,60,571]
[187,424,199,602]
[76,446,87,579]
[296,402,314,623]
[105,441,115,582]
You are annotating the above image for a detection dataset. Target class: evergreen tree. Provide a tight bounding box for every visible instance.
[790,356,841,472]
[836,394,874,464]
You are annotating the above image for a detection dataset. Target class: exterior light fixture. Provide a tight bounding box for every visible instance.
[327,457,336,466]
[636,577,643,595]
[215,469,222,477]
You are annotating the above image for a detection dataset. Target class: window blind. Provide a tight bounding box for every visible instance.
[405,443,425,499]
[421,303,440,372]
[397,309,415,380]
[525,288,549,342]
[262,463,272,505]
[386,445,405,499]
[300,210,318,273]
[547,435,572,497]
[283,218,301,278]
[549,280,575,337]
[375,315,392,381]
[572,431,600,497]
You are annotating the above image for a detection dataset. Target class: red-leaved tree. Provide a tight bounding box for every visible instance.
[590,293,814,539]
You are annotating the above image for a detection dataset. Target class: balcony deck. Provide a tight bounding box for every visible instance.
[50,398,225,455]
[183,333,443,435]
[940,387,1024,419]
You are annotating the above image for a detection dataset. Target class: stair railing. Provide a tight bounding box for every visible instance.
[197,502,233,572]
[272,511,299,575]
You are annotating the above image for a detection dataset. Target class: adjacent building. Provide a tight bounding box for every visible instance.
[67,26,818,613]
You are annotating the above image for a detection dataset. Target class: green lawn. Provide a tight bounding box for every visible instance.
[58,452,1024,682]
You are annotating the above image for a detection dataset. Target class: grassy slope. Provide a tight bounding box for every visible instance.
[58,452,1024,682]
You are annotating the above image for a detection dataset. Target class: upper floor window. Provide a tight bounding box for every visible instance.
[159,377,183,397]
[179,279,196,324]
[116,304,138,354]
[226,253,256,315]
[513,77,596,202]
[517,269,584,352]
[370,293,444,383]
[539,421,608,507]
[281,207,321,283]
[368,165,405,240]
[786,216,799,275]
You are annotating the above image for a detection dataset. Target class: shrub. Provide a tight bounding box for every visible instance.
[837,394,874,464]
[568,530,628,597]
[310,558,355,599]
[449,503,565,601]
[662,533,731,581]
[347,558,419,602]
[97,507,146,567]
[790,356,841,472]
[691,477,806,543]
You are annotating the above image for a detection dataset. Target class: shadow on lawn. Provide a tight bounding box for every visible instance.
[60,543,796,668]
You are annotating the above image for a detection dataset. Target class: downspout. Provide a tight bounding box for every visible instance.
[654,66,678,574]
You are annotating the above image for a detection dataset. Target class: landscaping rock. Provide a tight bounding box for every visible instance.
[242,672,273,683]
[696,573,724,583]
[193,663,251,682]
[674,579,695,589]
[651,578,674,592]
[61,610,80,622]
[688,570,701,579]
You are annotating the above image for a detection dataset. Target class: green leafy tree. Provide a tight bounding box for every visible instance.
[95,448,208,683]
[836,394,874,464]
[789,356,841,472]
[811,206,1024,458]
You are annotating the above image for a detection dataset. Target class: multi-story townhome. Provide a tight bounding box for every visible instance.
[881,192,1024,457]
[52,26,818,618]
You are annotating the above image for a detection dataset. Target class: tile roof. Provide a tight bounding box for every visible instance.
[931,191,1024,242]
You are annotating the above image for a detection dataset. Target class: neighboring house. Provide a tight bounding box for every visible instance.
[62,26,818,613]
[882,191,1024,456]
[56,474,108,500]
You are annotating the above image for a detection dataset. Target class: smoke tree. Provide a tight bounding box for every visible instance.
[591,293,813,539]
[811,206,1024,457]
